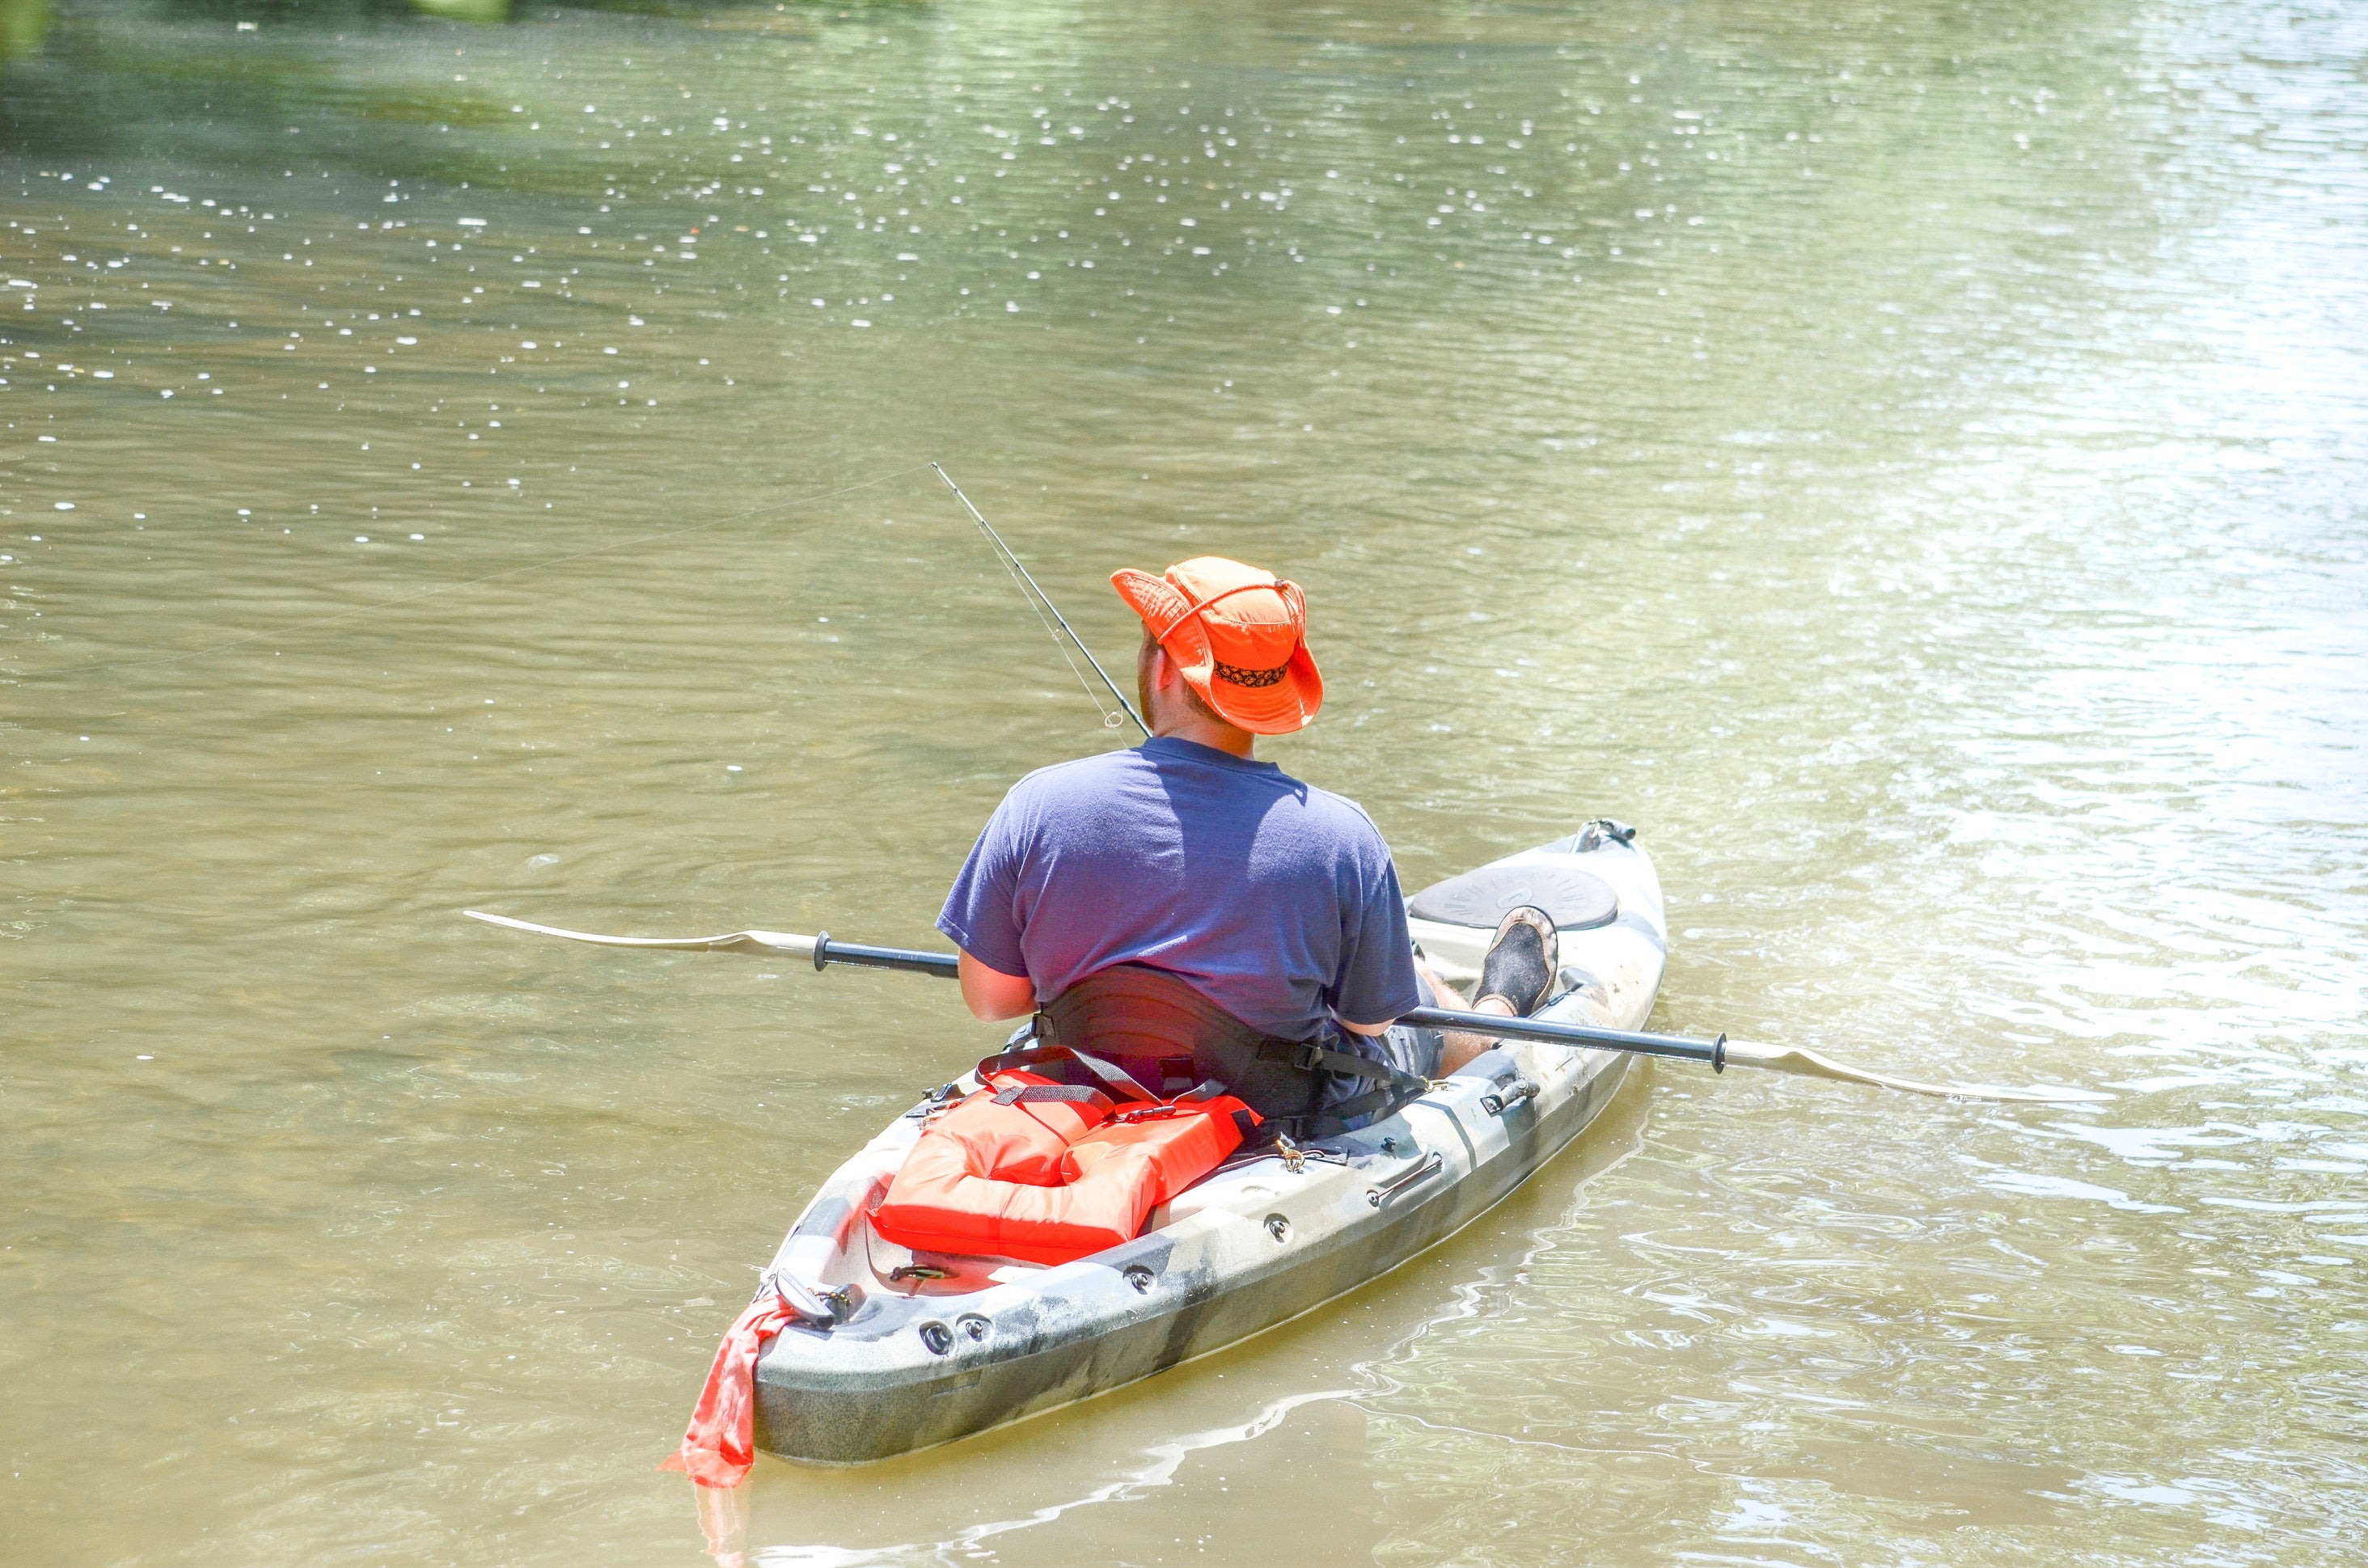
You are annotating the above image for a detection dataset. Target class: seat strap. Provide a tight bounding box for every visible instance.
[975,1042,1161,1104]
[1267,1038,1419,1085]
[1030,964,1435,1139]
[1255,1038,1431,1142]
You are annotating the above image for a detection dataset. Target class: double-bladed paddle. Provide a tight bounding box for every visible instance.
[463,911,2108,1104]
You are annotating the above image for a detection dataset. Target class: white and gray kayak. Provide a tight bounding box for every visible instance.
[750,823,1668,1464]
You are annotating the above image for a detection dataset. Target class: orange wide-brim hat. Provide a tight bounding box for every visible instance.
[1110,556,1324,736]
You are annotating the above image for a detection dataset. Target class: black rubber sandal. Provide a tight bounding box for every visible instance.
[1474,905,1558,1018]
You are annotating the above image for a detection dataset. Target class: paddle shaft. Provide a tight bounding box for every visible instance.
[1398,1008,1725,1067]
[469,911,2107,1101]
[801,933,1724,1066]
[810,932,961,979]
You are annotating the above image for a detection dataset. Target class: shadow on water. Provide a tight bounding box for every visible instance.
[413,0,510,23]
[0,0,920,188]
[0,0,940,63]
[0,0,51,63]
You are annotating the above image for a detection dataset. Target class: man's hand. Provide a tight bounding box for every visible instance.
[958,950,1038,1023]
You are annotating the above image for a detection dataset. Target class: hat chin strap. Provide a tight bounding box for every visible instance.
[1153,579,1303,668]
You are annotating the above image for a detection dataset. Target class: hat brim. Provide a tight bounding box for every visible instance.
[1195,639,1323,735]
[1110,568,1194,648]
[1110,568,1323,736]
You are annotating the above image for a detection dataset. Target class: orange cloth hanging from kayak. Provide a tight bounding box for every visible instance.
[872,1070,1256,1266]
[660,1287,801,1489]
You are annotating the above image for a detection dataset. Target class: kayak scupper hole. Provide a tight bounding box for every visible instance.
[1265,1215,1291,1244]
[1123,1265,1155,1293]
[957,1314,992,1343]
[918,1321,954,1355]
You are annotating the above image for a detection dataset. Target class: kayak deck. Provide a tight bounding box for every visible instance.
[750,828,1668,1464]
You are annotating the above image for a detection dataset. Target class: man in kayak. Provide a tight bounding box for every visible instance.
[938,554,1557,1136]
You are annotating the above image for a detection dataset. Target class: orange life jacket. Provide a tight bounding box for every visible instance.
[871,1069,1257,1266]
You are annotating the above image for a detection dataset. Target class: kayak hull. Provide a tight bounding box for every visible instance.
[751,829,1668,1464]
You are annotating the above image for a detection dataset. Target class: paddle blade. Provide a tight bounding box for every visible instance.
[464,910,819,961]
[1721,1041,2112,1103]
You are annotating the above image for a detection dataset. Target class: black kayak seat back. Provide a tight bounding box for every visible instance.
[1406,862,1620,932]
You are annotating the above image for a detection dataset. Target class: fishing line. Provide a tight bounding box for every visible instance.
[993,546,1124,733]
[16,464,934,681]
[931,462,1150,738]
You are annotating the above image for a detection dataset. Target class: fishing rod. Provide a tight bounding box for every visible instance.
[462,911,2107,1104]
[931,463,1151,738]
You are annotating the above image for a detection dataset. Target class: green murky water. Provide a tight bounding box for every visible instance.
[5,1,2365,1562]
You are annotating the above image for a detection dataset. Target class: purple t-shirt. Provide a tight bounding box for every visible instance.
[938,737,1423,1041]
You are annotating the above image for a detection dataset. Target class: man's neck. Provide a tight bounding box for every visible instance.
[1150,710,1256,759]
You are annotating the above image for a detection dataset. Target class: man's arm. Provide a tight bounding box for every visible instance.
[1330,830,1427,1040]
[941,785,1035,1023]
[958,949,1037,1023]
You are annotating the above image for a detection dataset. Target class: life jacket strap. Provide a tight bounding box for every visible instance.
[991,1081,1116,1111]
